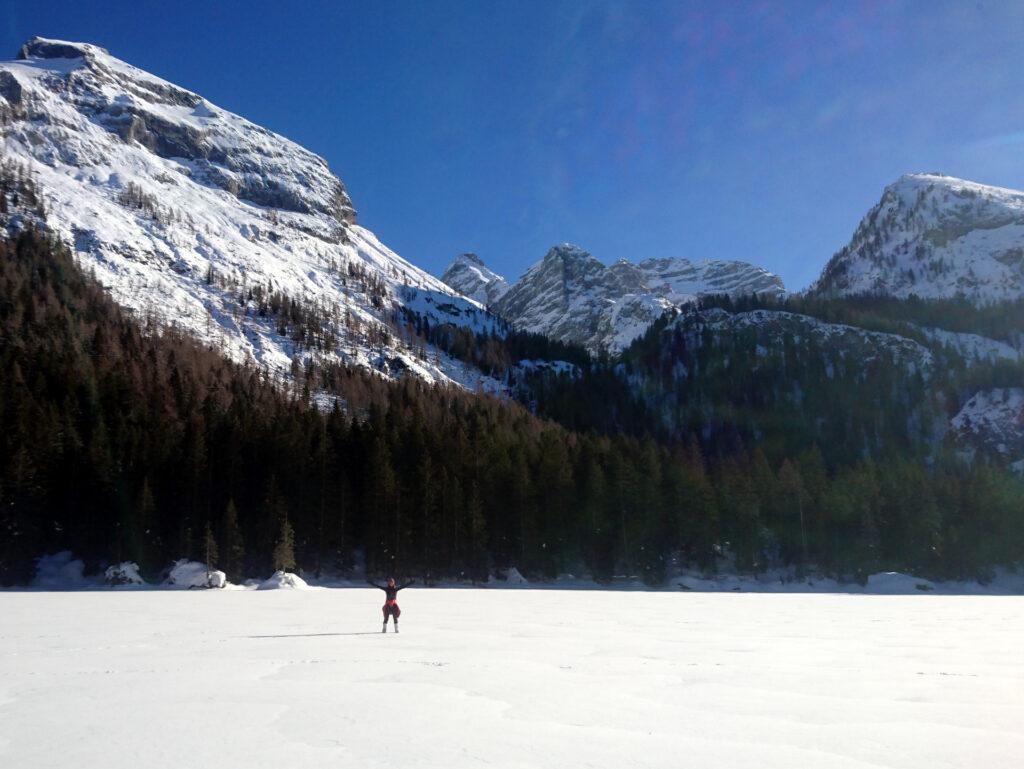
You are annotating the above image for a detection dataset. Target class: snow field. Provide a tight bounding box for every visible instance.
[1,589,1021,768]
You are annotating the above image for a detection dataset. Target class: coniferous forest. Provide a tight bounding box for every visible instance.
[1,226,1022,587]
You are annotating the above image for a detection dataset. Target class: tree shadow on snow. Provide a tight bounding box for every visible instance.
[244,632,381,638]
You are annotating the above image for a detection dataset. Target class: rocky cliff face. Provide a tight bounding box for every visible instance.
[0,38,499,387]
[443,244,784,354]
[952,388,1024,469]
[811,173,1024,303]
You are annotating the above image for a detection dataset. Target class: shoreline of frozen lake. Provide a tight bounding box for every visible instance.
[1,589,1021,768]
[13,551,1024,595]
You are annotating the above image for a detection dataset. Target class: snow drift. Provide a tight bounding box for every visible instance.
[167,560,225,589]
[258,571,309,590]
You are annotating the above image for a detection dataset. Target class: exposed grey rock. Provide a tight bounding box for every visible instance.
[17,37,106,61]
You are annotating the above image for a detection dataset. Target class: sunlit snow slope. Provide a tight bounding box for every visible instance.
[0,38,499,386]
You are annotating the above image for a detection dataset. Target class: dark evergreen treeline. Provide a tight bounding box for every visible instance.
[1,228,1022,587]
[515,297,1024,467]
[398,307,592,379]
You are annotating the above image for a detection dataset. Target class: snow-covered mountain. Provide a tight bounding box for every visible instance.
[812,173,1024,303]
[0,38,500,387]
[440,253,509,306]
[445,244,784,354]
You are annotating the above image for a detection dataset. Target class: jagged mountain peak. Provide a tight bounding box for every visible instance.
[453,252,485,267]
[440,252,510,306]
[537,243,606,274]
[812,173,1024,303]
[544,242,597,261]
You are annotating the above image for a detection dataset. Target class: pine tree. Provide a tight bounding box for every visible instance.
[220,499,245,582]
[465,481,488,583]
[777,459,808,573]
[272,512,296,573]
[203,520,219,586]
[134,478,158,578]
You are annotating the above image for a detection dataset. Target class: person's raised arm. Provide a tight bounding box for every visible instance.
[366,579,385,590]
[398,579,415,590]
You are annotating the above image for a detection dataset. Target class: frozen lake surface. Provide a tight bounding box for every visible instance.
[1,588,1021,768]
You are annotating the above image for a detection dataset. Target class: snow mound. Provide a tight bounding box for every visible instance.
[257,571,308,590]
[167,560,225,589]
[489,566,529,586]
[865,572,936,594]
[104,562,144,586]
[33,551,90,589]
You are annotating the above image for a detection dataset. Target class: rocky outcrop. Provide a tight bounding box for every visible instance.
[6,37,355,222]
[951,388,1024,465]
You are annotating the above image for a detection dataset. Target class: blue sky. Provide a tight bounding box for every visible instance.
[4,1,1024,289]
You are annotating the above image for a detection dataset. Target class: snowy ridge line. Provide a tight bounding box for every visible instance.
[0,37,504,389]
[666,307,934,375]
[914,324,1022,363]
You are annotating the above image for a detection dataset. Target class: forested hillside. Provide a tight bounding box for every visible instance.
[2,227,1022,587]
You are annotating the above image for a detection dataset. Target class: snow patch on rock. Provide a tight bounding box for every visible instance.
[104,562,145,586]
[951,388,1024,463]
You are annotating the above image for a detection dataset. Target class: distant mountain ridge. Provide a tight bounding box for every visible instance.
[442,244,785,353]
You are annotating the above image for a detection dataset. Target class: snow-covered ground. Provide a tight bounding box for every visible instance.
[1,589,1021,768]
